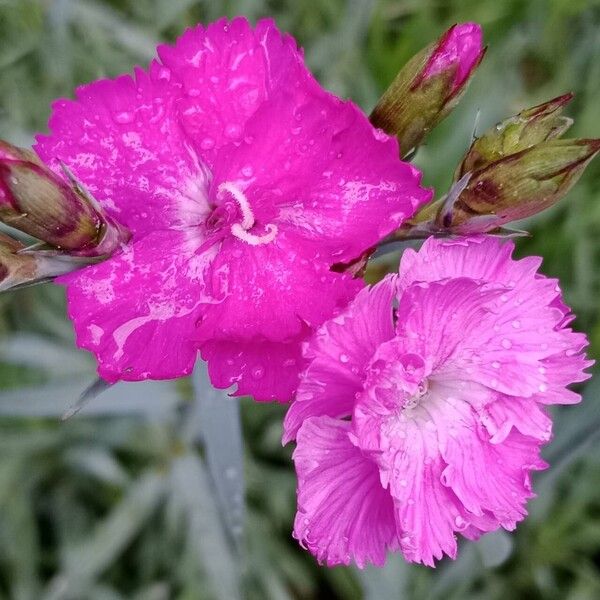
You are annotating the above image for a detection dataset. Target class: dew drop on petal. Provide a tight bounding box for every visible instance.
[225,123,242,139]
[454,516,467,529]
[157,66,171,81]
[200,137,215,150]
[114,111,134,124]
[251,366,264,380]
[501,338,512,349]
[538,383,548,392]
[339,354,350,364]
[512,320,521,329]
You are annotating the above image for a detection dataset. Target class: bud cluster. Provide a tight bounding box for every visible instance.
[401,94,600,238]
[0,140,129,291]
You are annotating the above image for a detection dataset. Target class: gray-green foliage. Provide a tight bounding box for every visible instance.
[1,0,600,598]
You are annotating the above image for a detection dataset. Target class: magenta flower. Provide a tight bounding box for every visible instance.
[283,236,591,567]
[34,18,431,401]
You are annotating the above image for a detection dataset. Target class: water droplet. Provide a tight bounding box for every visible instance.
[512,320,521,329]
[492,361,501,369]
[241,165,254,177]
[500,294,508,302]
[538,383,548,392]
[251,366,264,379]
[538,366,546,374]
[501,339,512,349]
[225,123,242,139]
[114,111,134,124]
[454,516,466,528]
[339,354,350,363]
[399,479,407,487]
[200,137,215,150]
[157,66,171,81]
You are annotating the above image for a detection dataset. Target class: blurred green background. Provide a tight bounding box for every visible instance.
[1,0,600,598]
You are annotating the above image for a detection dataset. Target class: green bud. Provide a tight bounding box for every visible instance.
[370,23,485,157]
[0,140,129,256]
[446,138,600,233]
[456,93,574,177]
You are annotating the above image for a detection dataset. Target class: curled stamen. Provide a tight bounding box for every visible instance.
[231,223,278,246]
[217,181,278,246]
[217,181,255,230]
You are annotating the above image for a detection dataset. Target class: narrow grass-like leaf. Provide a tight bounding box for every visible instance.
[170,451,241,600]
[191,361,245,549]
[43,470,166,599]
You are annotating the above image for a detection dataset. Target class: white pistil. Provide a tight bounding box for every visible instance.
[217,181,278,246]
[230,223,278,246]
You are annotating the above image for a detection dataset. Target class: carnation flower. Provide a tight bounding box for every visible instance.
[283,236,591,567]
[34,17,431,401]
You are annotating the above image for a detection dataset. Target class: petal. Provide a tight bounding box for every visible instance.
[59,230,213,381]
[478,396,553,443]
[158,17,303,165]
[399,236,519,289]
[211,72,431,264]
[196,230,362,344]
[283,275,397,443]
[428,399,547,528]
[200,334,306,402]
[353,397,496,566]
[396,274,589,399]
[293,417,398,568]
[35,66,209,236]
[353,378,546,565]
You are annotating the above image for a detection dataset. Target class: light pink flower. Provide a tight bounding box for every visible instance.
[284,236,591,567]
[34,17,431,401]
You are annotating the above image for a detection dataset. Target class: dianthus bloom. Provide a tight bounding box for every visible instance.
[284,236,591,567]
[34,18,431,400]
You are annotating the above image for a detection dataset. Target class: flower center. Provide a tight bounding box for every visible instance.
[214,182,277,246]
[402,378,429,410]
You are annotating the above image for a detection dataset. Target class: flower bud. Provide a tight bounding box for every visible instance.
[445,138,600,233]
[370,23,485,157]
[0,232,83,292]
[456,93,574,177]
[0,140,128,256]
